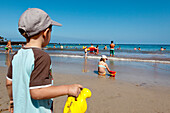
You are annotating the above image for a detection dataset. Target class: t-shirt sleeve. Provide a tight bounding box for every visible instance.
[6,52,18,81]
[29,51,52,89]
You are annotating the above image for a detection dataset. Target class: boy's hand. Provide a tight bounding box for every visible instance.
[9,100,13,113]
[68,84,83,97]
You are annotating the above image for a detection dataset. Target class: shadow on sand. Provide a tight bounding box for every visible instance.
[93,70,111,76]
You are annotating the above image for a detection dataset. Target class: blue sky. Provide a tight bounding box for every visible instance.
[0,0,170,44]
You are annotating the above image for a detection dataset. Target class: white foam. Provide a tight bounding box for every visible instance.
[0,51,6,54]
[50,54,170,64]
[50,54,84,58]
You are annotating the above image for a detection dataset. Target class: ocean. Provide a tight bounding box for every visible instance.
[0,43,170,63]
[0,43,170,86]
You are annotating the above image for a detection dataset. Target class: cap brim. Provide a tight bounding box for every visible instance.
[51,20,62,26]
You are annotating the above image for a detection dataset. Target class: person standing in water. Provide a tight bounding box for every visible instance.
[5,40,13,54]
[110,41,115,56]
[84,46,87,58]
[94,45,99,54]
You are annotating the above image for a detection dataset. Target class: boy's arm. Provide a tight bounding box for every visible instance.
[6,79,13,101]
[6,79,13,113]
[30,84,82,100]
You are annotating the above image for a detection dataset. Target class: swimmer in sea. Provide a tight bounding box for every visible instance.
[53,44,56,48]
[60,45,63,49]
[117,46,121,50]
[160,47,164,51]
[104,45,107,50]
[138,47,141,51]
[98,55,111,76]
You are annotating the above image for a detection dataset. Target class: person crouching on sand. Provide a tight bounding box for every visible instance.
[98,55,111,76]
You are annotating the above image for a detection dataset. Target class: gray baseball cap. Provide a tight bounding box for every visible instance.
[18,8,62,38]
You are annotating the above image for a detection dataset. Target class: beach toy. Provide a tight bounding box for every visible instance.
[83,46,90,50]
[109,71,116,77]
[63,88,92,113]
[88,47,95,53]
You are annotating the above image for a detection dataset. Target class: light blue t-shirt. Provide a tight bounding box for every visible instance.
[7,47,53,113]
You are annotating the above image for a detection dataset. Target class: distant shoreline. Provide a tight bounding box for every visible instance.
[0,41,26,45]
[0,41,170,46]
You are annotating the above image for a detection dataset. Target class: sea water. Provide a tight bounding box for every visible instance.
[0,43,170,62]
[0,43,170,86]
[47,43,170,59]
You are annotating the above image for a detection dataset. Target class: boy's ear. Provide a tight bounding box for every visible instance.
[43,28,50,39]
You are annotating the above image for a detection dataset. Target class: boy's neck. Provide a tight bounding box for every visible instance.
[25,36,43,49]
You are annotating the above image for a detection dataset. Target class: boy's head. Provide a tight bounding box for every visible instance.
[111,41,113,43]
[18,8,62,39]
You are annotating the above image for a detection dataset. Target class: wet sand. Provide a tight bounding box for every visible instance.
[51,56,170,87]
[0,66,170,113]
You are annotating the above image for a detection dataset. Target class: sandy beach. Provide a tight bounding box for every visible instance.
[0,64,170,113]
[0,0,170,112]
[52,71,170,113]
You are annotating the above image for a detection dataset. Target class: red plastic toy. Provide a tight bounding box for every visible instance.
[109,71,116,77]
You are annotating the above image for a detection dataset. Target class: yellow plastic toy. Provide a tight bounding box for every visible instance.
[63,88,92,113]
[83,46,90,51]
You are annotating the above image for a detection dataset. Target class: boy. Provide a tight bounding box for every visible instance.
[6,8,83,113]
